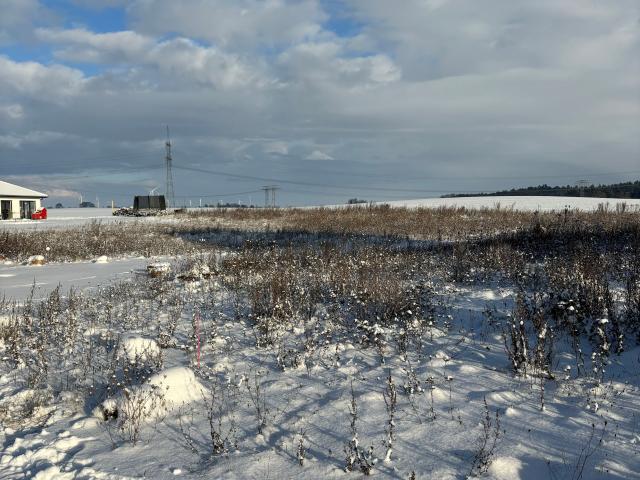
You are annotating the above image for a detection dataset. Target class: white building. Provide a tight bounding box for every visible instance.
[0,180,48,220]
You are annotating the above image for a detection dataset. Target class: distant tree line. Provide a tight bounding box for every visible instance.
[442,180,640,199]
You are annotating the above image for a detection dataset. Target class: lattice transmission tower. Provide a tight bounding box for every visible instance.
[165,125,175,208]
[261,185,279,207]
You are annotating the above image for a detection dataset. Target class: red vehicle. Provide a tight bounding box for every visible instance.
[31,207,47,220]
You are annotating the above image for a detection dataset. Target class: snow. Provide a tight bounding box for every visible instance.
[488,456,523,479]
[324,195,640,212]
[0,256,153,301]
[26,255,45,266]
[93,367,205,423]
[0,315,11,327]
[1,208,640,478]
[2,197,638,233]
[2,265,635,479]
[0,208,153,230]
[147,367,206,406]
[147,262,171,277]
[117,335,161,363]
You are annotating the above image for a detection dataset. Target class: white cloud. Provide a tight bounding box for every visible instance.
[305,150,334,161]
[0,104,24,120]
[0,55,85,100]
[0,0,638,204]
[147,38,264,89]
[0,0,50,45]
[278,41,401,88]
[38,28,268,90]
[346,0,640,79]
[127,0,327,50]
[36,28,154,63]
[44,188,82,198]
[264,141,289,156]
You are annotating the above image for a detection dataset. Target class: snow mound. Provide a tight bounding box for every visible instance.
[488,456,522,480]
[27,255,46,266]
[93,367,205,422]
[93,255,109,264]
[148,367,207,405]
[118,334,161,363]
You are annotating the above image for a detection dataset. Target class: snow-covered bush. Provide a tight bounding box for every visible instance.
[96,367,205,445]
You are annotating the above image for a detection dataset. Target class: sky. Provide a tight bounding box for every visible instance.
[0,0,639,207]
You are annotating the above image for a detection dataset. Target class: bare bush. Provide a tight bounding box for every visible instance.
[469,398,502,477]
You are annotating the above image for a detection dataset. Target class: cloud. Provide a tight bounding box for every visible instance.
[264,141,289,156]
[345,0,640,79]
[305,150,334,161]
[0,0,638,205]
[0,131,76,149]
[44,188,82,199]
[36,28,154,63]
[0,56,86,100]
[37,28,268,90]
[0,0,51,45]
[127,0,327,50]
[0,104,24,120]
[277,41,401,88]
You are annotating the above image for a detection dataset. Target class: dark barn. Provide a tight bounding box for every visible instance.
[133,195,167,211]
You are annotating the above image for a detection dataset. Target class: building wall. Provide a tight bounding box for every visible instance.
[0,197,42,219]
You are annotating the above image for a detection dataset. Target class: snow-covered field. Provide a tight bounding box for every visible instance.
[0,208,146,231]
[2,197,639,231]
[1,265,638,479]
[1,207,639,479]
[0,257,154,301]
[376,195,640,212]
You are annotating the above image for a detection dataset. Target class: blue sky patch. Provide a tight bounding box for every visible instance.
[41,0,127,32]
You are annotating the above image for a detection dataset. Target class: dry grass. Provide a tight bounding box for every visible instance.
[182,204,640,242]
[0,221,200,262]
[2,204,639,263]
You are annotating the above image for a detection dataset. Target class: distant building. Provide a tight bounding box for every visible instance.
[133,195,166,211]
[0,180,48,220]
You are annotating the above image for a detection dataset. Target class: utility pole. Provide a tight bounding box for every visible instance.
[165,126,175,209]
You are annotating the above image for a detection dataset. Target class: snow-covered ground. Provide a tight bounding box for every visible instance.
[1,269,638,479]
[0,208,146,231]
[3,197,639,232]
[1,207,640,479]
[0,251,640,480]
[0,256,153,301]
[373,196,640,212]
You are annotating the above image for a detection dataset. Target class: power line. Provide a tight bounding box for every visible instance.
[172,164,640,196]
[172,165,466,194]
[174,189,263,199]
